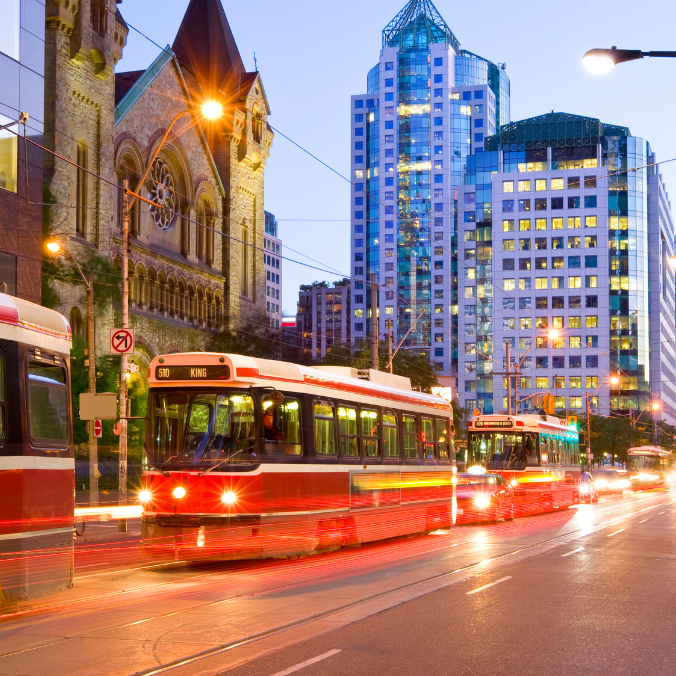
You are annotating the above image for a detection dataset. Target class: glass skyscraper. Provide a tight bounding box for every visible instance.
[350,0,509,378]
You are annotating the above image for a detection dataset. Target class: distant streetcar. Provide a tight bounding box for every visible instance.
[0,292,73,605]
[466,414,581,516]
[140,353,457,558]
[627,446,675,491]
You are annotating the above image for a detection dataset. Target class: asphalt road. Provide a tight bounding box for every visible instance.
[0,491,672,676]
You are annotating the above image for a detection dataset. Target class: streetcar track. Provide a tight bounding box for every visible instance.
[0,493,668,673]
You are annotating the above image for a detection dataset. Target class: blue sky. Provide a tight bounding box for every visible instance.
[118,0,676,315]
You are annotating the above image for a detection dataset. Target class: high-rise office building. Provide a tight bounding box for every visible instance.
[457,113,676,425]
[350,0,509,377]
[264,211,282,328]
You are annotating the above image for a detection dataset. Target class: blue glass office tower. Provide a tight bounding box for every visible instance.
[350,0,510,379]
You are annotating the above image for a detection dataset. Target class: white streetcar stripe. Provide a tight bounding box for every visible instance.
[269,649,342,676]
[466,576,512,595]
[561,547,584,557]
[607,529,624,537]
[638,519,648,523]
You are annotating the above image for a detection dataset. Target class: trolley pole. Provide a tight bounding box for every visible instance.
[586,392,592,469]
[506,342,511,415]
[386,318,393,374]
[370,273,379,371]
[86,276,99,506]
[118,181,130,532]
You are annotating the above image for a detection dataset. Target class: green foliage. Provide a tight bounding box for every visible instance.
[320,342,438,393]
[299,280,330,291]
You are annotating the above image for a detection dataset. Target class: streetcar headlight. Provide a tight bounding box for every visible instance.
[510,479,518,488]
[221,490,237,505]
[636,473,659,482]
[667,474,676,486]
[139,490,152,503]
[595,480,608,488]
[172,486,186,499]
[580,485,590,494]
[473,495,491,509]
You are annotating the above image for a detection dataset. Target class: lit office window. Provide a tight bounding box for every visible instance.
[0,114,18,194]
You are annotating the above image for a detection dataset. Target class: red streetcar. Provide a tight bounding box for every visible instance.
[627,446,675,490]
[466,414,581,516]
[140,353,457,558]
[0,292,73,605]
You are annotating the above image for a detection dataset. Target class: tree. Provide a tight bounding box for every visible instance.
[320,342,438,393]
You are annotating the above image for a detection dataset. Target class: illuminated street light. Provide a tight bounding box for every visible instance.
[652,402,661,412]
[583,47,676,74]
[610,375,620,386]
[201,101,223,120]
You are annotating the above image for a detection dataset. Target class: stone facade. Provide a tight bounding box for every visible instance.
[43,0,272,377]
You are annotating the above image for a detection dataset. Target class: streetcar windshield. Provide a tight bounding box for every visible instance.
[146,391,256,469]
[628,456,670,473]
[468,432,539,470]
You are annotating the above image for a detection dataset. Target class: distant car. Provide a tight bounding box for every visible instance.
[455,472,515,524]
[579,471,598,504]
[591,468,629,495]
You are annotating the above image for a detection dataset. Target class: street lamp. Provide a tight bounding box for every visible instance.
[583,47,676,73]
[45,240,99,505]
[115,99,224,531]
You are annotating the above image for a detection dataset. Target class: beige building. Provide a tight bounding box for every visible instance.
[43,0,272,371]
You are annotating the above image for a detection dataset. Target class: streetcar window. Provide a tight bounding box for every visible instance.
[361,409,380,458]
[338,406,359,457]
[262,396,302,455]
[383,413,399,458]
[314,403,336,455]
[27,361,69,445]
[403,415,418,459]
[0,353,4,440]
[468,432,539,470]
[436,419,449,460]
[147,392,256,468]
[422,418,435,460]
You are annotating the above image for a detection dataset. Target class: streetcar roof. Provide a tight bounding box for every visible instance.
[148,353,452,412]
[628,446,673,457]
[0,292,71,344]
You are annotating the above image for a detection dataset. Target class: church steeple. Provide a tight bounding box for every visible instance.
[172,0,247,101]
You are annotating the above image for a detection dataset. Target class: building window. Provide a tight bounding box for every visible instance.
[535,199,547,211]
[475,119,483,128]
[355,114,363,123]
[586,316,598,328]
[474,90,483,99]
[474,133,483,142]
[355,100,364,108]
[354,239,363,247]
[0,114,18,195]
[385,62,394,71]
[385,78,394,87]
[535,179,546,191]
[584,195,597,208]
[568,196,580,209]
[551,197,564,209]
[76,141,88,236]
[385,92,394,102]
[503,181,514,193]
[434,74,443,83]
[518,180,531,192]
[584,175,597,189]
[434,57,443,66]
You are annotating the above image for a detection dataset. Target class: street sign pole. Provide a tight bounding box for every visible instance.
[119,182,130,532]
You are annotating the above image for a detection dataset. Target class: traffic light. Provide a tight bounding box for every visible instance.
[543,394,555,415]
[567,415,578,428]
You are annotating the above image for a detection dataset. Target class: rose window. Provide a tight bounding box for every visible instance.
[147,159,177,231]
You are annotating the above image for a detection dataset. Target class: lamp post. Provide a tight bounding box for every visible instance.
[116,101,223,531]
[45,241,99,505]
[583,47,676,73]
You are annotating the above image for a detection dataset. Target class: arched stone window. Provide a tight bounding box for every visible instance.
[157,271,167,314]
[76,141,88,237]
[147,268,157,311]
[168,276,177,317]
[177,279,186,320]
[252,104,263,144]
[117,153,141,237]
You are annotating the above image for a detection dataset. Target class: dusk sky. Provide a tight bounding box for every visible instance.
[119,0,676,315]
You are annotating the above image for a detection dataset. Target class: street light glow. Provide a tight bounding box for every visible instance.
[549,329,560,339]
[652,402,660,411]
[201,101,223,120]
[46,241,61,253]
[583,53,615,74]
[610,376,620,385]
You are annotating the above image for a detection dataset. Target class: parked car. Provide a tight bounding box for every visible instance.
[455,472,515,524]
[591,468,629,495]
[579,471,598,504]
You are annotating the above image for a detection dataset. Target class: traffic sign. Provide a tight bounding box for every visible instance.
[110,328,135,355]
[93,420,102,438]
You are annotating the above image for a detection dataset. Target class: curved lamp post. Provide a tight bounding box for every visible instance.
[583,47,676,74]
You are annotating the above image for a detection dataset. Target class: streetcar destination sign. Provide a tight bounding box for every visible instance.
[474,420,513,428]
[155,365,231,381]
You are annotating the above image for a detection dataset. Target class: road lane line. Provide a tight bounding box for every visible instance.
[466,576,511,595]
[608,529,624,537]
[561,548,584,557]
[270,649,342,676]
[639,519,648,523]
[659,512,665,515]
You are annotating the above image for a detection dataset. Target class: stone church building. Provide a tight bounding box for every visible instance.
[43,0,272,370]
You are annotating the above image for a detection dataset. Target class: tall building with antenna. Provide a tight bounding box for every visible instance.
[350,0,509,380]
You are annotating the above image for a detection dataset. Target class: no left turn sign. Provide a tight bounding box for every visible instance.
[110,328,135,355]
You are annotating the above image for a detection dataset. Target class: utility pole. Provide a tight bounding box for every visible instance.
[370,273,379,371]
[86,276,99,506]
[386,318,393,374]
[505,342,511,415]
[118,181,130,532]
[586,392,592,469]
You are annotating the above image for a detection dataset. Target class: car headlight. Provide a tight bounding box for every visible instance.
[221,490,237,505]
[473,495,491,509]
[172,486,186,499]
[595,480,608,488]
[138,490,152,503]
[580,485,590,494]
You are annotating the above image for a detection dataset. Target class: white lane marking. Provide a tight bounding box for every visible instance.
[639,519,648,523]
[659,511,665,515]
[270,650,342,676]
[561,547,584,557]
[608,529,624,537]
[466,576,512,595]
